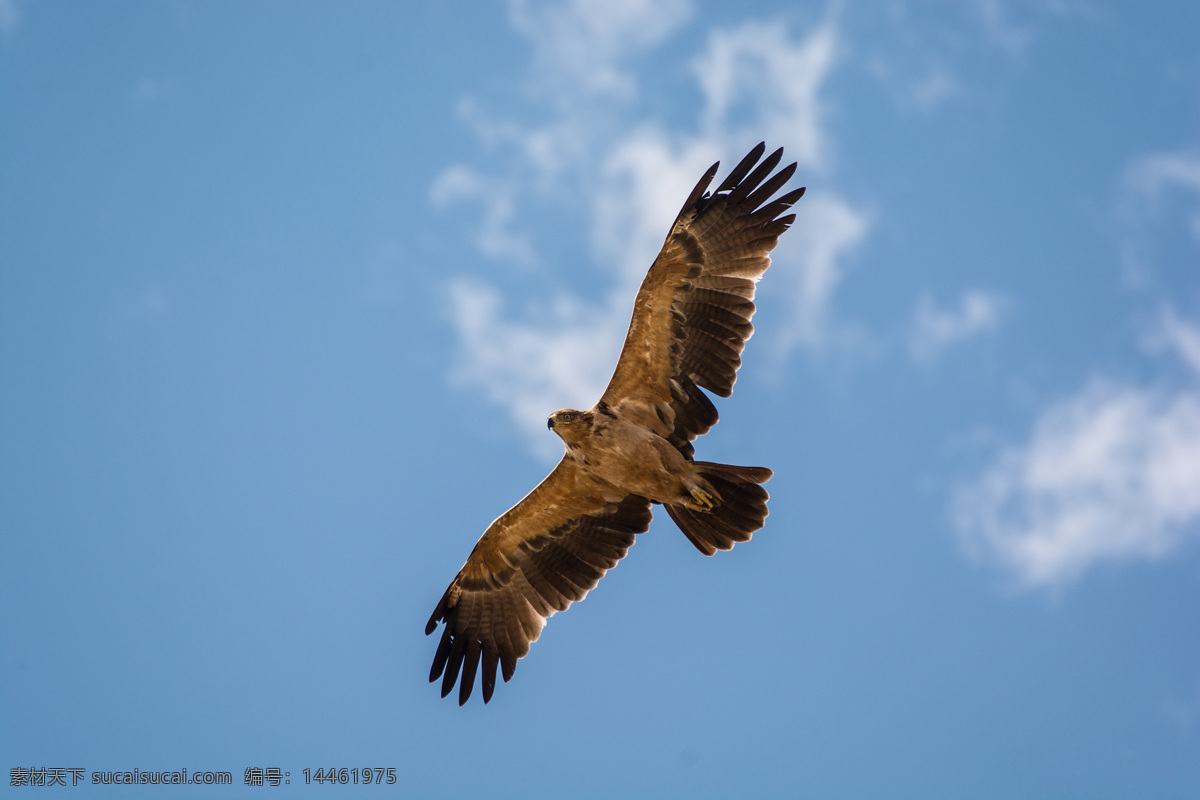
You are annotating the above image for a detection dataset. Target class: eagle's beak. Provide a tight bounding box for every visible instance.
[546,416,556,430]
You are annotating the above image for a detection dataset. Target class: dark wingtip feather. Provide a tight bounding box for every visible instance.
[725,147,784,204]
[482,649,499,704]
[715,142,767,193]
[676,161,721,222]
[440,636,466,698]
[753,193,811,230]
[753,186,807,221]
[429,624,453,682]
[744,161,798,211]
[425,591,448,635]
[457,639,482,706]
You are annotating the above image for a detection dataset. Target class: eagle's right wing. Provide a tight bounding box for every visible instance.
[425,457,652,705]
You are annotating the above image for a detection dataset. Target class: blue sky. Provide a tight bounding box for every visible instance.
[2,1,1198,798]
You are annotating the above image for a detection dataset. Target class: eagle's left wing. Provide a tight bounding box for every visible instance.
[425,457,653,705]
[599,143,803,457]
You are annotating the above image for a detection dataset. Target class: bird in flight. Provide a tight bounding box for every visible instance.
[426,142,804,705]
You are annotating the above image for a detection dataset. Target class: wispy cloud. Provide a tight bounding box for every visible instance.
[772,192,869,356]
[908,66,959,110]
[953,141,1200,587]
[865,49,960,114]
[508,0,694,101]
[593,130,723,289]
[1123,150,1200,247]
[131,77,176,107]
[693,19,836,170]
[972,0,1035,55]
[1157,306,1200,373]
[971,0,1109,56]
[1126,151,1200,197]
[951,135,1200,589]
[429,165,538,268]
[0,0,19,33]
[1119,151,1200,312]
[953,317,1200,587]
[435,7,869,452]
[691,18,871,359]
[863,2,1099,115]
[446,279,626,457]
[909,290,1007,364]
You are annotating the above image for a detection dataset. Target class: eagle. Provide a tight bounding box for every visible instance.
[426,142,804,705]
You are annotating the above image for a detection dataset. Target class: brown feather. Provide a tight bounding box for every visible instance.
[665,464,772,556]
[724,147,784,204]
[426,459,652,704]
[598,143,800,431]
[714,141,767,193]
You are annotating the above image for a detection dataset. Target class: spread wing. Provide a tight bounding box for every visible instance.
[425,458,653,705]
[599,143,804,457]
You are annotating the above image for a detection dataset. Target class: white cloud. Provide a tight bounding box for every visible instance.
[687,19,872,359]
[864,48,962,114]
[909,289,1007,364]
[1119,150,1200,290]
[773,192,870,355]
[508,0,693,101]
[693,20,837,171]
[863,2,1101,115]
[954,312,1200,588]
[436,12,871,453]
[446,279,626,458]
[970,0,1109,56]
[972,0,1035,55]
[429,166,538,268]
[1124,150,1200,244]
[0,0,19,33]
[1159,306,1200,373]
[594,130,723,288]
[1127,152,1200,198]
[908,66,959,110]
[954,142,1200,588]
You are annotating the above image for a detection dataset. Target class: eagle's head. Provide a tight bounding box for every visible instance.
[547,408,592,447]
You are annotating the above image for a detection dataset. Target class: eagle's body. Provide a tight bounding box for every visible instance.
[426,143,804,704]
[549,407,708,508]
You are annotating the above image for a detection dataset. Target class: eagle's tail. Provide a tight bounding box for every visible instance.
[665,462,773,556]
